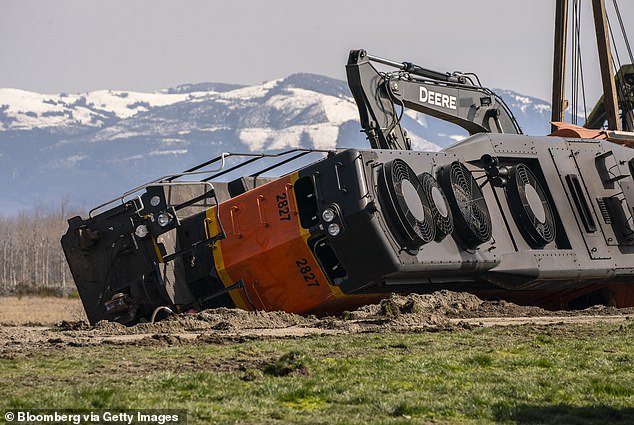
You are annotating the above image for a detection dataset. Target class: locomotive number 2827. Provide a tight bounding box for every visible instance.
[295,258,320,287]
[276,193,291,221]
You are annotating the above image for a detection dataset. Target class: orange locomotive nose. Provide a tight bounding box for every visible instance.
[205,173,380,315]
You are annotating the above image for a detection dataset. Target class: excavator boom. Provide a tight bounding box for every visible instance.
[346,49,522,150]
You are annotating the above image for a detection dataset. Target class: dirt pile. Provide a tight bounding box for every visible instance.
[86,291,489,337]
[92,308,314,335]
[74,290,634,336]
[1,290,632,354]
[169,308,311,331]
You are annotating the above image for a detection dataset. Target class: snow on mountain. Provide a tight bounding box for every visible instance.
[0,88,195,130]
[0,73,556,215]
[495,89,554,135]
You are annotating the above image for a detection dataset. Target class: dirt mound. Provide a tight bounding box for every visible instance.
[185,308,311,330]
[128,291,486,334]
[85,308,314,336]
[85,290,563,336]
[351,291,483,317]
[1,290,633,354]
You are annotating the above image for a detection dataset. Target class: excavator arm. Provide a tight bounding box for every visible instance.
[585,64,634,132]
[346,49,522,150]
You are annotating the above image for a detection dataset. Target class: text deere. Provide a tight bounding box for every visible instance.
[419,87,457,110]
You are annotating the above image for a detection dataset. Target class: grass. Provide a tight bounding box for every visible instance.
[1,321,633,424]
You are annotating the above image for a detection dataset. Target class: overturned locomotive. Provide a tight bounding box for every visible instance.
[62,50,634,324]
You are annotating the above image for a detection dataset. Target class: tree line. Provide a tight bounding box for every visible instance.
[0,200,80,295]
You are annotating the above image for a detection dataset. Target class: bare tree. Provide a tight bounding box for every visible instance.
[0,198,81,294]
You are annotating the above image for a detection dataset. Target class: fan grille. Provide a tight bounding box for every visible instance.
[419,172,454,241]
[438,161,492,249]
[377,159,435,249]
[506,163,556,248]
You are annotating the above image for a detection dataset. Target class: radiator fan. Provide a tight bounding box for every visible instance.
[419,172,454,241]
[438,161,492,249]
[505,163,556,248]
[378,159,435,249]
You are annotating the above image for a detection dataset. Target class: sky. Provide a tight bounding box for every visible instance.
[1,0,632,105]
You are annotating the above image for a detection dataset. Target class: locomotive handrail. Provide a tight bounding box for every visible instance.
[88,148,331,218]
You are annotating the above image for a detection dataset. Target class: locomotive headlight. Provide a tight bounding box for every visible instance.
[134,224,149,239]
[322,208,336,223]
[327,223,341,237]
[157,212,172,227]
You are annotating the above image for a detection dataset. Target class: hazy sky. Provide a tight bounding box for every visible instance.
[1,0,632,104]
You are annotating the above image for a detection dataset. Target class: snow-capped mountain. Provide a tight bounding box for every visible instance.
[0,74,555,215]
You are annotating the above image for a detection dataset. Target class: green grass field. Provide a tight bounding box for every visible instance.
[1,322,633,424]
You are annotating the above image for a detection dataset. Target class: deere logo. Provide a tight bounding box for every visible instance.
[419,87,457,110]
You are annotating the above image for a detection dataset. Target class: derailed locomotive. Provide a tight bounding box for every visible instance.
[61,50,634,324]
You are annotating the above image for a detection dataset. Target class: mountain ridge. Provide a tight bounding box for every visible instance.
[0,73,556,215]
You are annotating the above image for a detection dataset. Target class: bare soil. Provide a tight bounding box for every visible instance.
[0,291,632,357]
[0,295,87,325]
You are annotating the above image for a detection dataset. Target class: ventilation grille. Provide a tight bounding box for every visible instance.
[506,163,556,248]
[596,197,612,224]
[377,159,435,249]
[419,172,454,241]
[438,161,492,249]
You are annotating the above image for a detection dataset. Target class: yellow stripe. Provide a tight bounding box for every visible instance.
[152,239,165,263]
[204,207,249,310]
